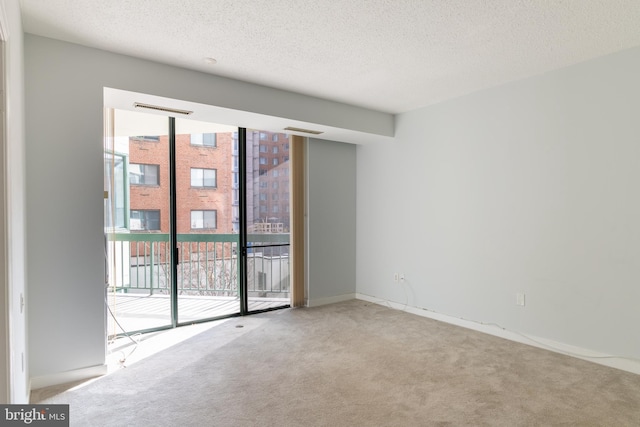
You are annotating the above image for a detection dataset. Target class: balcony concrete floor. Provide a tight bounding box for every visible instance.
[106,292,289,336]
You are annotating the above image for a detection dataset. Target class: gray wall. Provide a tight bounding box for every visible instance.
[357,45,640,359]
[307,139,357,303]
[24,34,370,380]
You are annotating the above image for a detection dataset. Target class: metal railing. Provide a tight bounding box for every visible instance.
[106,233,290,297]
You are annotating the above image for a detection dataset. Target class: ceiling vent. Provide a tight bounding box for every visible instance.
[284,126,323,135]
[133,102,193,115]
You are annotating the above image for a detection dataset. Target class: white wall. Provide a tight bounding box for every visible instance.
[306,138,356,305]
[24,35,376,383]
[357,45,640,360]
[1,0,28,403]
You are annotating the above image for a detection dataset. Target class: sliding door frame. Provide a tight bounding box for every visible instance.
[238,127,249,314]
[107,120,300,340]
[169,117,179,327]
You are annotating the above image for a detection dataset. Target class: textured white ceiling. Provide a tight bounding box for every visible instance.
[20,0,640,114]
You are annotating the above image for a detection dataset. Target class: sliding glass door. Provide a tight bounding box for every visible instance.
[244,130,291,312]
[174,119,241,323]
[105,110,291,338]
[105,109,173,335]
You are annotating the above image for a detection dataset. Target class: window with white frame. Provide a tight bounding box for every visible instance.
[191,168,217,187]
[130,210,160,231]
[191,210,217,229]
[129,163,159,185]
[191,133,217,147]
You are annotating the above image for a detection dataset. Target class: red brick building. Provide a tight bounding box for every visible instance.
[127,130,290,235]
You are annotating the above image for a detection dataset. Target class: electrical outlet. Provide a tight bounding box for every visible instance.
[393,273,399,283]
[516,293,526,306]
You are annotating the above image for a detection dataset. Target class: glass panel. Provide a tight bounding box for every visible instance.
[175,118,240,323]
[246,130,291,312]
[104,152,126,229]
[105,109,172,337]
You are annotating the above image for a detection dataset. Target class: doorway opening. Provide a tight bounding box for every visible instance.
[104,107,291,341]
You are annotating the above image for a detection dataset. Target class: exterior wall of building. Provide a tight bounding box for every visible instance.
[128,132,235,234]
[128,130,290,235]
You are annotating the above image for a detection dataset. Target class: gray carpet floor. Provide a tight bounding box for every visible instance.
[35,300,640,426]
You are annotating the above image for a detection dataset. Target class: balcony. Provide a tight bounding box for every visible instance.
[106,232,290,336]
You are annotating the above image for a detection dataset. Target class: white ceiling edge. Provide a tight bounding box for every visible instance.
[104,87,394,145]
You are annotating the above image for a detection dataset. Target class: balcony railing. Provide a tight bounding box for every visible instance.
[106,233,290,298]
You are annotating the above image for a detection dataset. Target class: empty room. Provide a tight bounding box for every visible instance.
[2,0,640,425]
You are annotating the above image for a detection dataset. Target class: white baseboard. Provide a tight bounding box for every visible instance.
[30,364,108,390]
[307,293,356,308]
[355,293,640,376]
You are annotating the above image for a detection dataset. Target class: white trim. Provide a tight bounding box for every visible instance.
[307,293,356,308]
[356,293,640,376]
[30,364,108,390]
[0,0,8,404]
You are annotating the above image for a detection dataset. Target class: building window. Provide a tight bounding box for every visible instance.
[259,132,267,140]
[191,133,217,147]
[259,181,268,188]
[259,193,267,201]
[259,144,268,153]
[259,157,267,165]
[191,210,217,229]
[272,169,279,177]
[272,193,279,201]
[260,205,267,213]
[272,181,279,189]
[283,156,289,162]
[272,158,279,166]
[191,168,217,187]
[284,143,289,150]
[132,135,160,142]
[129,163,159,185]
[272,146,279,154]
[130,210,160,231]
[272,205,279,213]
[259,169,267,176]
[272,134,278,142]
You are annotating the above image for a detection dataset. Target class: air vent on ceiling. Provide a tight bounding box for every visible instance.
[133,102,193,115]
[283,126,323,135]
